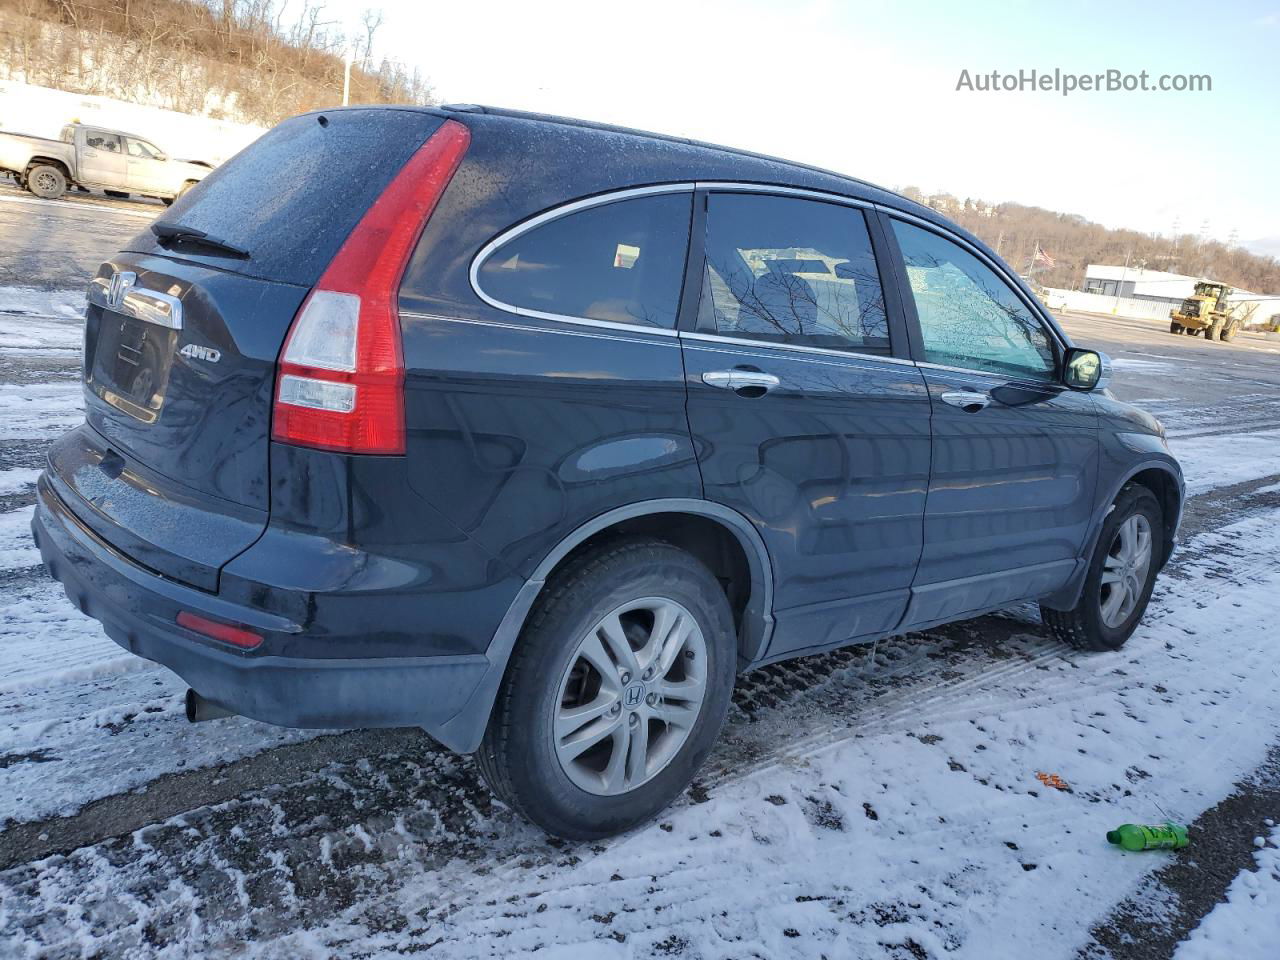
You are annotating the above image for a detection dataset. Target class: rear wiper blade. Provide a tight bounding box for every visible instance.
[151,221,249,259]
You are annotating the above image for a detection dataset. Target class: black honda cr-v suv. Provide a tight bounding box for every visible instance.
[33,105,1183,839]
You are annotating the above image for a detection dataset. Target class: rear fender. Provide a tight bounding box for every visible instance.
[429,498,775,753]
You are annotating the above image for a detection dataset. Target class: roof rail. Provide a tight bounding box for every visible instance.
[439,103,899,202]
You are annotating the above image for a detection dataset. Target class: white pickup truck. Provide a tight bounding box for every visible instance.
[0,122,212,204]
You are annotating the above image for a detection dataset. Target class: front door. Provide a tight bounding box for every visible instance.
[681,191,931,660]
[884,216,1099,629]
[78,130,126,188]
[124,137,168,194]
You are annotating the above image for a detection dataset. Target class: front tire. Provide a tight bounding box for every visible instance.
[1041,484,1163,651]
[476,538,736,839]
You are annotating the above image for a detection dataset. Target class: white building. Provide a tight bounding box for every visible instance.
[1082,265,1280,327]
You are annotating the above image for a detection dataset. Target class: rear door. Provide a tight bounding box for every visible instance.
[78,129,126,187]
[882,214,1098,629]
[52,109,447,591]
[680,190,931,660]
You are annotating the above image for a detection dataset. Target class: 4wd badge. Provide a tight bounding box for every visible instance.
[179,343,221,363]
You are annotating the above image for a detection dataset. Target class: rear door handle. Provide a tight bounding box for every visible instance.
[940,390,991,412]
[702,369,780,396]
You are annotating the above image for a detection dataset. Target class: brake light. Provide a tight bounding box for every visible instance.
[177,611,263,649]
[272,119,471,454]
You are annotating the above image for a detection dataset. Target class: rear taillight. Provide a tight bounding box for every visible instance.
[272,119,471,455]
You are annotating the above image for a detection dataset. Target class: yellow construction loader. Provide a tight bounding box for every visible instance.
[1169,282,1245,341]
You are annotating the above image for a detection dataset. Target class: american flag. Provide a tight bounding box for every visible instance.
[1033,244,1056,267]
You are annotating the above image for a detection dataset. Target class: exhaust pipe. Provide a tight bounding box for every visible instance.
[185,688,235,723]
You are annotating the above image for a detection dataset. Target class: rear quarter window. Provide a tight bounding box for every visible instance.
[125,110,444,286]
[474,192,693,329]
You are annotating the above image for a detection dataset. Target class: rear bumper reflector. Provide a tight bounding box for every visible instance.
[177,611,264,649]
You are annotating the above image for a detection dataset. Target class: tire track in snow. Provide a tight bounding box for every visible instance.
[4,506,1279,959]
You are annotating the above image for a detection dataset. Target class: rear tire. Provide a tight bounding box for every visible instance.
[26,164,66,200]
[1169,321,1184,334]
[1220,321,1238,342]
[1041,483,1163,652]
[475,537,736,839]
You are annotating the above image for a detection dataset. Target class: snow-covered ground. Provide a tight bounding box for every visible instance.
[1174,824,1280,960]
[2,289,1280,959]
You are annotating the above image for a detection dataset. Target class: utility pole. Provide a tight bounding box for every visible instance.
[1112,249,1132,316]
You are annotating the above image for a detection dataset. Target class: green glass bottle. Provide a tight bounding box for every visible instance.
[1106,822,1189,851]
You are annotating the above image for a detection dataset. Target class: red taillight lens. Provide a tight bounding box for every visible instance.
[177,611,264,649]
[272,119,471,455]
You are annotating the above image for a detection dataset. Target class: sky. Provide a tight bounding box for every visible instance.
[331,0,1279,251]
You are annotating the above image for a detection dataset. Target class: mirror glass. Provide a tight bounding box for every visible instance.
[1064,349,1102,390]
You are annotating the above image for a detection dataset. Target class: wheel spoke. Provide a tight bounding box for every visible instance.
[625,718,650,786]
[1100,580,1128,624]
[1101,550,1124,585]
[576,632,622,685]
[652,699,700,730]
[556,692,619,740]
[1116,518,1135,563]
[638,602,677,669]
[557,712,623,762]
[600,723,631,793]
[657,676,704,705]
[656,614,693,676]
[598,614,640,678]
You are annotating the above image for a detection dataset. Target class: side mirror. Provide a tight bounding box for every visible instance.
[1063,348,1111,391]
[156,153,168,162]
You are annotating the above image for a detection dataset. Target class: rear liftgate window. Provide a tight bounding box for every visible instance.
[475,192,693,329]
[128,110,446,287]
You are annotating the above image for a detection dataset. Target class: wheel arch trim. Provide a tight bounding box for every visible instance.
[1041,457,1183,612]
[429,499,775,753]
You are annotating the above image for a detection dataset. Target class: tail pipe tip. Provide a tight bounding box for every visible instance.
[185,688,236,723]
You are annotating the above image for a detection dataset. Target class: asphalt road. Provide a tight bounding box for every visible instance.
[0,178,157,289]
[1,191,1278,958]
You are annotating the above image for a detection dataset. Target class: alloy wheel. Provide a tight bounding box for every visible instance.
[1099,514,1152,628]
[553,597,708,796]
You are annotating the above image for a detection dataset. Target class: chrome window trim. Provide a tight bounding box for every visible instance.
[679,330,913,367]
[469,183,696,336]
[400,310,680,347]
[694,181,873,210]
[915,359,1060,384]
[875,204,1070,355]
[88,274,183,330]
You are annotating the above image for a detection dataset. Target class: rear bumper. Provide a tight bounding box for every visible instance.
[32,474,494,735]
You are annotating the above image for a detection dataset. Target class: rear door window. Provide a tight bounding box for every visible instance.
[85,131,122,153]
[475,192,693,329]
[697,193,890,353]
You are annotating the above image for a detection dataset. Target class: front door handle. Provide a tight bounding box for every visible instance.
[702,369,780,397]
[940,390,991,412]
